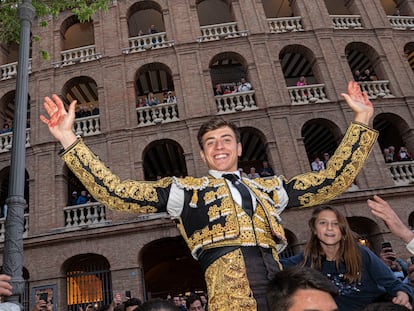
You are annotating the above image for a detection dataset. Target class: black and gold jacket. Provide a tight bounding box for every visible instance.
[61,122,378,261]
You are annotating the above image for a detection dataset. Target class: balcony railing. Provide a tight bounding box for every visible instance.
[215,90,257,114]
[386,161,414,186]
[0,129,31,153]
[358,80,394,99]
[1,59,32,80]
[136,101,179,127]
[388,15,414,30]
[123,32,174,54]
[287,84,329,105]
[197,22,248,42]
[64,202,107,228]
[331,15,363,29]
[267,16,304,33]
[53,45,102,68]
[73,115,101,137]
[0,214,29,241]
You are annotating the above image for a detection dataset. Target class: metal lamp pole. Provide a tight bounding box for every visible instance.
[2,0,34,307]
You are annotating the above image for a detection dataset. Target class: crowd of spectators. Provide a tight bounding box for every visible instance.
[353,69,374,82]
[75,104,100,119]
[68,189,96,206]
[310,152,330,172]
[0,123,11,134]
[213,77,252,96]
[136,91,177,108]
[383,145,413,163]
[239,161,275,179]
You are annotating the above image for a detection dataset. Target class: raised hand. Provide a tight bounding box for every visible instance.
[341,80,374,125]
[0,274,12,297]
[40,94,78,149]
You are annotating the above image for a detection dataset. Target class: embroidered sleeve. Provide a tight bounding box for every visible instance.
[285,122,378,208]
[61,139,172,213]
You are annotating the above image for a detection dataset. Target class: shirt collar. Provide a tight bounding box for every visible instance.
[209,169,240,179]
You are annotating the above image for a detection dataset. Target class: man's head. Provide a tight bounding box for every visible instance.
[172,296,181,306]
[186,294,203,311]
[124,298,142,311]
[267,266,338,311]
[197,117,241,172]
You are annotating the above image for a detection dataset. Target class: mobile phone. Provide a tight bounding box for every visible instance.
[125,290,131,298]
[381,242,392,251]
[39,292,48,302]
[410,256,414,264]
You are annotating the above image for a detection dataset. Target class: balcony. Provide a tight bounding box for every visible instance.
[73,115,101,137]
[1,59,32,80]
[123,32,174,54]
[331,15,363,29]
[387,161,414,186]
[358,80,394,99]
[287,84,329,105]
[215,90,257,114]
[53,45,102,68]
[267,16,304,33]
[388,15,414,30]
[0,129,31,153]
[136,101,179,127]
[64,202,107,228]
[197,22,248,42]
[0,214,29,241]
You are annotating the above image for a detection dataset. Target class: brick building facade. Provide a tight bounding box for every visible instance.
[0,0,414,309]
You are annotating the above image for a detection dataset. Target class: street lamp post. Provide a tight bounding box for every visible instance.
[2,0,34,308]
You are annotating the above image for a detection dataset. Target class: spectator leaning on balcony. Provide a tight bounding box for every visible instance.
[0,123,11,134]
[213,83,223,96]
[41,81,377,311]
[146,93,159,106]
[396,146,413,162]
[353,69,362,82]
[76,190,88,205]
[296,75,307,86]
[360,69,373,82]
[237,77,252,92]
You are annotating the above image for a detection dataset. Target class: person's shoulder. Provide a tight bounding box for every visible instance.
[173,175,212,190]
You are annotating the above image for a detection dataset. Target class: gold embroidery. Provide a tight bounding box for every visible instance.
[290,122,378,207]
[62,140,173,213]
[205,249,256,311]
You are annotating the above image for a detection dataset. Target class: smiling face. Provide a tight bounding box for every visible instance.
[200,126,242,172]
[314,210,343,250]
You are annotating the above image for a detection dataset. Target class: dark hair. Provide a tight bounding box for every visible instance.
[197,117,240,149]
[186,294,201,309]
[361,302,411,311]
[302,205,362,283]
[138,298,178,311]
[266,266,338,311]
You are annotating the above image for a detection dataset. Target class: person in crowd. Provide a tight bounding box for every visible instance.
[68,190,78,206]
[223,86,232,94]
[323,152,330,166]
[90,104,100,116]
[148,24,158,34]
[146,93,159,106]
[179,297,187,311]
[389,146,396,161]
[367,195,414,255]
[76,190,88,205]
[40,81,377,311]
[296,76,307,86]
[0,124,11,134]
[237,77,252,92]
[213,83,223,96]
[379,244,408,281]
[136,98,146,108]
[32,298,53,311]
[138,30,145,36]
[165,91,176,104]
[198,293,207,311]
[406,264,414,288]
[172,296,185,311]
[138,298,178,311]
[384,147,394,163]
[311,156,325,172]
[353,70,362,82]
[186,295,202,311]
[259,161,274,178]
[247,167,260,179]
[124,298,142,311]
[396,146,412,162]
[266,266,339,311]
[360,69,372,82]
[282,205,413,311]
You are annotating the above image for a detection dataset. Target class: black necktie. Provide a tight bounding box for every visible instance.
[222,174,253,217]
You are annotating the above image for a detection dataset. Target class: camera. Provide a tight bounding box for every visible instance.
[39,292,48,302]
[125,290,131,298]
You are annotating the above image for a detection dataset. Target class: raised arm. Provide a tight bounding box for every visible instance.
[40,94,77,149]
[341,80,374,125]
[367,195,414,244]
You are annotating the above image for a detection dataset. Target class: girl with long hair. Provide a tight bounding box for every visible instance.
[282,206,413,311]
